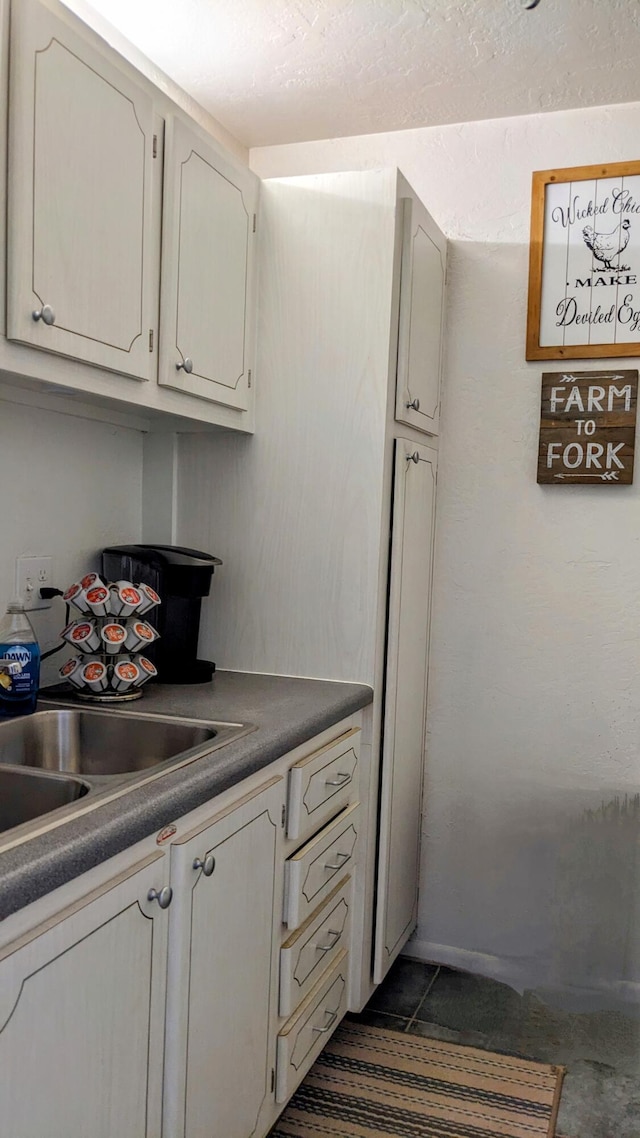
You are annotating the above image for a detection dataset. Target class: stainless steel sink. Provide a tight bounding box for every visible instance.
[0,707,245,777]
[0,766,89,834]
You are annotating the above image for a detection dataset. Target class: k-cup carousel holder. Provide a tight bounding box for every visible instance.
[58,575,160,703]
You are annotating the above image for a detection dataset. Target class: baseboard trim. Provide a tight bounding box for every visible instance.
[404,938,640,1013]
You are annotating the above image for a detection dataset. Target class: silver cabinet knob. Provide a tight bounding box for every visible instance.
[193,853,215,877]
[32,304,56,326]
[176,357,193,373]
[147,885,173,909]
[408,451,420,464]
[406,397,420,411]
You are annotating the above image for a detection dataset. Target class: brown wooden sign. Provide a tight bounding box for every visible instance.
[537,369,637,484]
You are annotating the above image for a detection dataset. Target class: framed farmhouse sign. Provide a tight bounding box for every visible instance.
[527,161,640,360]
[537,369,637,484]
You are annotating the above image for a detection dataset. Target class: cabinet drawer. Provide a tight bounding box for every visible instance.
[279,876,351,1018]
[287,727,360,842]
[275,948,348,1103]
[284,803,358,930]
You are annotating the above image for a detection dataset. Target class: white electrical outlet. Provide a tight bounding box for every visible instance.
[16,556,54,610]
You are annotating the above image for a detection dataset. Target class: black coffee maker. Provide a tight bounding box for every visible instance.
[101,544,222,684]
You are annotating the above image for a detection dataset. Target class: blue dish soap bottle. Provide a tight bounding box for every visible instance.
[0,598,40,717]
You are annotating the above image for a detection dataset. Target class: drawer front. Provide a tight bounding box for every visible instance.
[279,876,351,1018]
[275,949,348,1103]
[287,728,360,842]
[284,803,359,930]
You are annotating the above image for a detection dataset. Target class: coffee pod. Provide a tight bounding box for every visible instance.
[134,655,157,685]
[63,620,101,653]
[81,660,109,693]
[59,656,85,689]
[84,584,110,618]
[79,571,103,592]
[109,581,142,618]
[125,619,159,653]
[136,583,162,616]
[63,583,90,614]
[111,659,140,693]
[100,622,127,654]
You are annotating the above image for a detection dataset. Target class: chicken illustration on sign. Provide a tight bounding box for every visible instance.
[582,218,631,272]
[526,162,640,360]
[537,370,637,485]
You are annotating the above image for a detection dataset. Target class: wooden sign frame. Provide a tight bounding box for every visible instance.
[537,369,637,485]
[527,160,640,360]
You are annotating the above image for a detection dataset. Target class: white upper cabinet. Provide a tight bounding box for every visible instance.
[6,0,158,381]
[394,189,447,436]
[159,115,257,409]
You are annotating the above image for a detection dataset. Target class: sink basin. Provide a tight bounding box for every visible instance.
[0,766,89,834]
[0,708,241,777]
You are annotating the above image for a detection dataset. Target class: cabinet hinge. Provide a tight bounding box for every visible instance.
[152,134,158,158]
[281,804,286,829]
[149,329,154,352]
[270,1068,275,1093]
[247,369,252,389]
[252,213,257,233]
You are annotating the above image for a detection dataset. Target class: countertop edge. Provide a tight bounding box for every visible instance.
[0,673,373,921]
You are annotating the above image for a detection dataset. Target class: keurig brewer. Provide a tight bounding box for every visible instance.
[101,544,222,684]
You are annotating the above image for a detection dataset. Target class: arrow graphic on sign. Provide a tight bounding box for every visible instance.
[555,471,620,481]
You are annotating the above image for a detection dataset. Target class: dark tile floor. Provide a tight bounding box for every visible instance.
[349,957,640,1138]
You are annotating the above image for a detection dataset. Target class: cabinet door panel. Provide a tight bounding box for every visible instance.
[164,777,284,1138]
[159,115,257,409]
[374,440,437,982]
[395,194,446,435]
[7,0,157,379]
[0,852,168,1138]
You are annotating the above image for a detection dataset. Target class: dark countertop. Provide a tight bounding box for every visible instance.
[0,671,372,921]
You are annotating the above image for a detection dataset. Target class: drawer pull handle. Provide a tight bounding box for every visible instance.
[317,929,341,953]
[312,1009,338,1034]
[325,772,351,787]
[324,852,350,871]
[193,853,215,877]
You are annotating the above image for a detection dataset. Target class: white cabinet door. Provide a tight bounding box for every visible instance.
[7,0,158,380]
[0,851,169,1138]
[374,439,437,982]
[159,115,257,409]
[394,192,447,436]
[164,776,285,1138]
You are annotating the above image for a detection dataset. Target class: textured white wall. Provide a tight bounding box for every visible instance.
[251,102,640,1009]
[0,400,143,686]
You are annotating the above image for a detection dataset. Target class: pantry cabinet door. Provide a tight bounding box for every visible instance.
[0,851,169,1138]
[164,776,285,1138]
[374,439,437,983]
[7,0,157,380]
[159,115,258,409]
[395,192,447,436]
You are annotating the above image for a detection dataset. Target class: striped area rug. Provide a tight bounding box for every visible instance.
[271,1020,565,1138]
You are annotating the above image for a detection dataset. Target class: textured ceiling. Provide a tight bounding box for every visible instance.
[79,0,640,148]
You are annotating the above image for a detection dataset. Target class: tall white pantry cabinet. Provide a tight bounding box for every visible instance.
[178,168,447,995]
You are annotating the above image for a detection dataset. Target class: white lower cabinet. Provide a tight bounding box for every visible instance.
[0,850,169,1138]
[374,439,438,980]
[275,948,350,1103]
[163,775,286,1138]
[0,713,364,1138]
